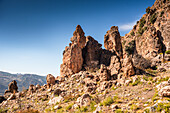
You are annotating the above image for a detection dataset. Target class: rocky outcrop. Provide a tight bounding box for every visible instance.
[60,25,86,77]
[99,64,111,81]
[104,26,123,58]
[121,56,135,77]
[82,36,102,70]
[108,55,121,75]
[5,80,18,94]
[46,74,55,88]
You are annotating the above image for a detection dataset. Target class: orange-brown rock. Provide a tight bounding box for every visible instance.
[104,26,123,58]
[7,80,18,93]
[99,64,111,81]
[83,36,102,70]
[46,74,55,88]
[108,55,121,75]
[60,25,86,77]
[121,56,135,77]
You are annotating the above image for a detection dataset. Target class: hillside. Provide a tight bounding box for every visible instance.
[0,0,169,113]
[0,71,46,95]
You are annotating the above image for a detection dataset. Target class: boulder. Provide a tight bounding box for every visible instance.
[7,80,18,93]
[48,96,64,105]
[109,55,121,75]
[76,94,91,107]
[121,56,135,77]
[53,89,62,96]
[28,84,36,93]
[99,64,111,81]
[46,74,55,88]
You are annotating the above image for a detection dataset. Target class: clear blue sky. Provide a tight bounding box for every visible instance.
[0,0,155,76]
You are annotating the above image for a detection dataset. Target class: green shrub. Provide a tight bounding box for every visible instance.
[139,17,146,28]
[132,79,141,86]
[66,103,74,110]
[150,13,157,24]
[130,31,135,36]
[80,106,88,112]
[90,101,96,111]
[130,104,139,111]
[156,103,170,112]
[144,108,150,113]
[102,97,113,106]
[125,40,135,56]
[115,109,123,113]
[165,50,170,54]
[138,28,145,35]
[146,7,150,14]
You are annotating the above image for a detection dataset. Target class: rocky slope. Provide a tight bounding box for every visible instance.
[0,0,170,113]
[0,71,46,95]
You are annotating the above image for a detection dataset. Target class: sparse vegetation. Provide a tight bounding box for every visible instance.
[139,17,146,28]
[125,40,135,56]
[100,96,113,106]
[146,7,150,14]
[130,31,135,36]
[66,103,74,110]
[165,50,170,54]
[150,13,157,24]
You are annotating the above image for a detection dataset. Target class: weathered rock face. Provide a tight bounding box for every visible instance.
[108,55,121,75]
[83,36,102,70]
[121,56,135,77]
[104,26,123,58]
[46,74,55,87]
[60,25,86,77]
[122,0,170,70]
[7,80,18,93]
[99,64,111,81]
[100,49,114,66]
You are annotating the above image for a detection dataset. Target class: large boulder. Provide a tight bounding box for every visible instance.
[7,80,18,93]
[104,26,123,58]
[109,55,121,75]
[121,56,135,77]
[46,74,55,88]
[60,25,86,77]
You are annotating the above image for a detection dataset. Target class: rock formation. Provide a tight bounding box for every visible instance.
[104,26,123,58]
[82,36,102,70]
[5,80,18,94]
[1,0,170,112]
[60,25,86,77]
[46,74,55,88]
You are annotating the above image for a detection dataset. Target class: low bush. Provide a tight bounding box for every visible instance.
[139,17,146,28]
[101,97,113,106]
[165,50,170,54]
[125,40,135,56]
[150,13,157,24]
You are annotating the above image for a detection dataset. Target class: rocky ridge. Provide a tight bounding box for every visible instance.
[0,0,170,112]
